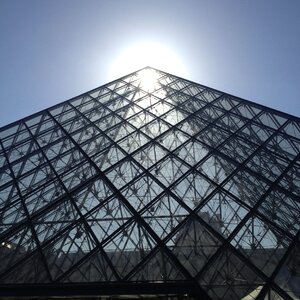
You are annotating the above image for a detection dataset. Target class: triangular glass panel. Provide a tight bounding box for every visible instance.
[106,121,135,142]
[0,183,18,214]
[73,178,113,215]
[95,113,122,131]
[176,115,208,137]
[0,199,27,233]
[223,170,270,207]
[181,84,204,97]
[88,87,110,100]
[255,112,287,130]
[141,118,170,139]
[35,126,63,147]
[157,128,189,151]
[231,215,291,276]
[42,135,75,161]
[196,124,231,148]
[257,188,300,236]
[96,90,119,105]
[141,193,189,239]
[103,221,156,278]
[84,104,110,123]
[197,154,237,184]
[18,163,54,193]
[60,161,97,191]
[246,149,289,182]
[196,191,249,239]
[161,107,188,126]
[238,122,274,145]
[166,216,222,276]
[282,119,300,139]
[198,249,265,300]
[0,251,50,283]
[105,159,144,189]
[70,123,99,145]
[0,226,37,275]
[133,142,168,169]
[274,239,300,299]
[7,138,38,165]
[147,100,173,117]
[127,111,155,129]
[198,105,224,123]
[92,144,125,171]
[0,166,14,187]
[278,159,300,197]
[265,132,300,160]
[175,139,210,166]
[49,103,71,117]
[219,136,258,164]
[87,195,133,243]
[128,248,187,282]
[196,89,222,103]
[106,97,130,112]
[134,94,159,109]
[172,171,216,209]
[121,175,163,211]
[33,198,80,244]
[24,179,65,214]
[180,97,206,113]
[81,133,111,157]
[214,96,239,111]
[62,249,117,282]
[118,130,150,154]
[150,156,189,187]
[216,112,246,133]
[116,104,142,120]
[42,222,96,280]
[0,124,19,141]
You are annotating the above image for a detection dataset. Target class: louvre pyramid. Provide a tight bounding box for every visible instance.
[0,67,299,299]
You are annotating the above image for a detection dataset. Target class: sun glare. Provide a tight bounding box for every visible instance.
[139,68,159,92]
[109,42,187,80]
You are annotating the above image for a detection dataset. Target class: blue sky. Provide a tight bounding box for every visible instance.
[0,0,300,127]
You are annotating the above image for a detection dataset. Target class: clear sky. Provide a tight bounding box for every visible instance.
[0,0,300,127]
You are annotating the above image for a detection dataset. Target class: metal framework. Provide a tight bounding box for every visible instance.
[0,67,299,299]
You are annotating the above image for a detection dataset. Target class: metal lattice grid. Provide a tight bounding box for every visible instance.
[0,67,299,299]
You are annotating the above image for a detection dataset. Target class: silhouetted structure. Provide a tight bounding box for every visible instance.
[0,67,299,299]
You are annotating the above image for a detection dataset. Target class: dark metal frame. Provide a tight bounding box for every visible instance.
[0,67,299,299]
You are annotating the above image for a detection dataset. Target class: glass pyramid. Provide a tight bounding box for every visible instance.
[0,67,299,299]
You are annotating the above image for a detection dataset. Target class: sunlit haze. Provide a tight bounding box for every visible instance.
[109,42,188,81]
[139,68,160,92]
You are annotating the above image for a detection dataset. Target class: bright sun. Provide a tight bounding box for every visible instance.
[138,68,158,91]
[109,42,187,80]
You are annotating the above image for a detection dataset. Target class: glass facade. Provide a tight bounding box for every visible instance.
[0,67,299,299]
